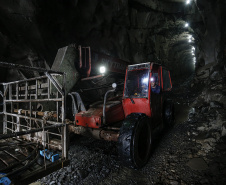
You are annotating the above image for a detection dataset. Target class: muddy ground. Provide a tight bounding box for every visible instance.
[37,80,226,185]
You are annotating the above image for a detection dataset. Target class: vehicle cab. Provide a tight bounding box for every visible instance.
[122,62,172,120]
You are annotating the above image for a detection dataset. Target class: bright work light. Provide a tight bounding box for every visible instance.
[99,66,106,74]
[142,78,148,83]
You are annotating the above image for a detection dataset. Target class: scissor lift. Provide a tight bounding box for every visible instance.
[0,62,69,184]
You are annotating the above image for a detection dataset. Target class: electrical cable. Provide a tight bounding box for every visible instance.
[0,144,39,172]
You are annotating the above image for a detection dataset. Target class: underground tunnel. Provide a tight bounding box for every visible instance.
[0,0,226,184]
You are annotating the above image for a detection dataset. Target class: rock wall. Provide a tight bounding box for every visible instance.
[194,0,225,82]
[0,0,225,84]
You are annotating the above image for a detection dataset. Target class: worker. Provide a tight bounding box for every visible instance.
[151,76,160,94]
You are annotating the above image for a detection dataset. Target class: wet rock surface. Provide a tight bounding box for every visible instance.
[37,78,226,185]
[1,0,223,83]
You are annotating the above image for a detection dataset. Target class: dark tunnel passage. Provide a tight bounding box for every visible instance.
[0,0,226,184]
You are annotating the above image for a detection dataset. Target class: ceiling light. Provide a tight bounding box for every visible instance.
[188,39,191,42]
[186,0,191,4]
[185,23,189,27]
[192,46,195,50]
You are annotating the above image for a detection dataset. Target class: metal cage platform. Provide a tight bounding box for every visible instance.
[0,62,69,184]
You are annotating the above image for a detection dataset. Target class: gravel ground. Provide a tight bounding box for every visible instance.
[37,79,226,185]
[38,115,209,185]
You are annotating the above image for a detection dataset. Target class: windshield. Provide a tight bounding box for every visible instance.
[124,69,149,98]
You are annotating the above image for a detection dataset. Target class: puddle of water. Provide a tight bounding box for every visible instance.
[174,102,191,124]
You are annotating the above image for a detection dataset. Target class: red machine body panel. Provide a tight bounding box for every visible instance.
[75,62,172,129]
[122,98,151,118]
[75,101,125,128]
[75,108,102,128]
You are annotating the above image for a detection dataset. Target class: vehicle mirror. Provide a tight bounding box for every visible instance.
[112,83,117,89]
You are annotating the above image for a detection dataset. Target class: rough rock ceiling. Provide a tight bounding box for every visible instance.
[0,0,224,82]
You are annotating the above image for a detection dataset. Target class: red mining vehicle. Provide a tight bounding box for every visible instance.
[0,49,173,183]
[69,62,174,168]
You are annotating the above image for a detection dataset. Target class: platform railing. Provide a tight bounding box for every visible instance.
[0,62,67,159]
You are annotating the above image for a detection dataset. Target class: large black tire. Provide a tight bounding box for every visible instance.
[163,101,175,127]
[118,113,152,168]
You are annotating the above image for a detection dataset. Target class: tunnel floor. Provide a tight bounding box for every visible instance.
[36,79,226,185]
